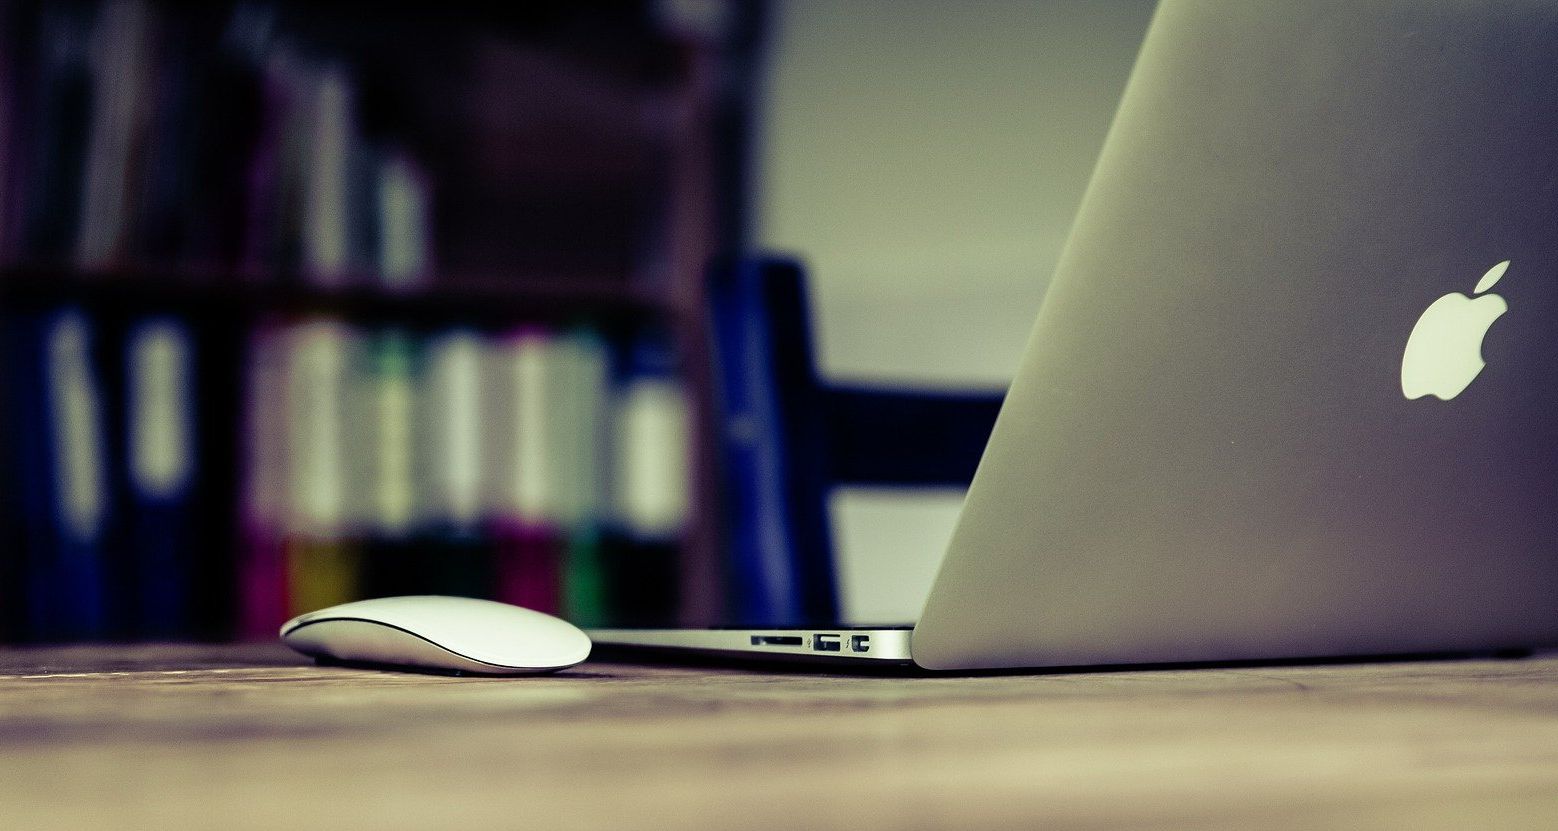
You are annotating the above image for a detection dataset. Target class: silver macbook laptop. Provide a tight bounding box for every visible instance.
[592,0,1558,670]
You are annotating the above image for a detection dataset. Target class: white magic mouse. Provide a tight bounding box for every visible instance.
[280,595,591,675]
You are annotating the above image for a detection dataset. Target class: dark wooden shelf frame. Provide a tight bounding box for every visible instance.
[0,266,667,329]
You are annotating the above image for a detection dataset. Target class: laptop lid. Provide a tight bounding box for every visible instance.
[912,0,1558,670]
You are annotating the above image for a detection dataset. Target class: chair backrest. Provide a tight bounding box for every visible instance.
[704,257,1003,625]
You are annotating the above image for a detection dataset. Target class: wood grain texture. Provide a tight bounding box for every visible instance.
[1,644,1556,830]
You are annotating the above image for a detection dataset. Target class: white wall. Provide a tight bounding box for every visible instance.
[753,0,1157,622]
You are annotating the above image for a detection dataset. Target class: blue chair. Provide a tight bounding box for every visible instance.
[705,257,1004,624]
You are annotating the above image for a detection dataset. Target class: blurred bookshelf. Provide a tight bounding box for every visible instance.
[0,0,759,642]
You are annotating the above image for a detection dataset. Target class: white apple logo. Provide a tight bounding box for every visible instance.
[1401,260,1510,400]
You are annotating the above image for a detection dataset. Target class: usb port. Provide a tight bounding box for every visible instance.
[813,634,842,652]
[751,635,803,646]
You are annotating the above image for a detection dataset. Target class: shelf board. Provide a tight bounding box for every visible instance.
[0,266,667,328]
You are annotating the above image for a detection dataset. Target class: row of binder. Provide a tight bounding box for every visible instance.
[0,305,690,642]
[0,0,433,284]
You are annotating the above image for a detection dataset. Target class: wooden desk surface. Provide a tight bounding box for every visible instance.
[2,645,1556,830]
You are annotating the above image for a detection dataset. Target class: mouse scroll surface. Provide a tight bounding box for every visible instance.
[280,596,592,674]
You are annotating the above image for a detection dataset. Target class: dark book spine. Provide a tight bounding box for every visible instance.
[9,307,113,641]
[19,2,95,264]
